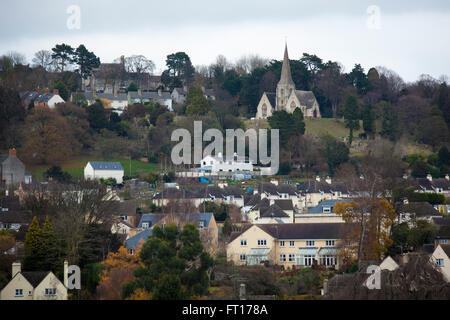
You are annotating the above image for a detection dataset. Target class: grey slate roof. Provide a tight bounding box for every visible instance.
[137,214,165,229]
[260,205,289,218]
[304,200,349,214]
[0,211,32,224]
[231,223,349,241]
[396,202,440,217]
[88,162,123,171]
[266,93,276,108]
[273,200,294,211]
[126,229,153,249]
[294,90,318,109]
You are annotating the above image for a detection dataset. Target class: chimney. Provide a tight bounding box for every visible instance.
[325,176,332,184]
[12,262,21,278]
[9,148,17,157]
[53,89,59,96]
[36,88,41,94]
[427,174,432,182]
[120,55,125,66]
[316,176,321,182]
[445,174,449,181]
[239,283,246,300]
[45,88,50,94]
[64,260,69,288]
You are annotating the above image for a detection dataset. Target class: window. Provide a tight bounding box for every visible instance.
[257,239,267,246]
[198,221,205,229]
[320,255,337,266]
[442,240,448,245]
[280,241,285,247]
[240,254,247,262]
[436,259,444,267]
[323,207,331,213]
[280,254,286,262]
[304,255,315,266]
[142,222,150,229]
[326,240,335,247]
[241,239,247,246]
[290,241,295,247]
[15,289,23,297]
[45,288,56,296]
[306,240,315,247]
[289,254,295,262]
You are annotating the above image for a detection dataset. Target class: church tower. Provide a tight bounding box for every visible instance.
[276,44,296,110]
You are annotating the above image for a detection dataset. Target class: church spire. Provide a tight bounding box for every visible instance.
[279,43,295,86]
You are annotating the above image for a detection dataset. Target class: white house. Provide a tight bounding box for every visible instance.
[200,153,253,174]
[84,162,124,184]
[0,262,67,300]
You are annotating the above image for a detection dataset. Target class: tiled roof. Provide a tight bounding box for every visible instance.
[137,214,165,229]
[125,229,153,249]
[273,200,294,211]
[88,162,123,171]
[260,205,289,218]
[396,202,440,217]
[304,200,349,214]
[441,244,450,258]
[0,211,32,224]
[294,90,318,109]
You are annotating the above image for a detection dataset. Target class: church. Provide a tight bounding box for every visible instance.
[256,44,321,119]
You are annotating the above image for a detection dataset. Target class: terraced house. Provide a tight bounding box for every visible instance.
[227,223,348,269]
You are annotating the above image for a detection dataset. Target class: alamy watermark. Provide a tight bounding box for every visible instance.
[67,5,81,30]
[365,265,381,290]
[67,264,81,290]
[366,5,381,30]
[171,121,280,175]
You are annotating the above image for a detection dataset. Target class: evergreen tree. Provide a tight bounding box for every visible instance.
[24,217,43,270]
[380,101,399,141]
[362,104,375,137]
[344,95,360,145]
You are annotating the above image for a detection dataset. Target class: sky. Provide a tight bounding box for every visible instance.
[1,0,449,82]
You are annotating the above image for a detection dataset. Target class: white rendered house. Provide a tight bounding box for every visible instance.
[200,153,253,173]
[84,162,124,184]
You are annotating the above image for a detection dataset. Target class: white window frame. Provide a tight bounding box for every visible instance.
[288,254,295,262]
[326,240,335,247]
[240,239,247,247]
[257,239,267,247]
[280,241,285,247]
[280,254,286,262]
[142,222,149,229]
[240,254,247,262]
[15,289,23,297]
[306,240,315,247]
[289,241,295,247]
[45,288,57,296]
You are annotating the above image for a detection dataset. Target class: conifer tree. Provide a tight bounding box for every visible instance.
[24,216,43,270]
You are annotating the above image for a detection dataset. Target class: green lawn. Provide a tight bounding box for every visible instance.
[305,118,363,139]
[27,157,159,181]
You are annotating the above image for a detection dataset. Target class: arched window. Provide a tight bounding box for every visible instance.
[290,101,296,110]
[262,104,267,117]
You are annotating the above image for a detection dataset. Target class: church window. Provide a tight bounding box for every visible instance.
[262,104,267,117]
[290,101,296,110]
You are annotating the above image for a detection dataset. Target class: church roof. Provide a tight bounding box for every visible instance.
[278,44,295,86]
[294,90,318,109]
[265,92,276,107]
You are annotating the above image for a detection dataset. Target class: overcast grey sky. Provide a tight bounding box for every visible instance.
[1,0,449,81]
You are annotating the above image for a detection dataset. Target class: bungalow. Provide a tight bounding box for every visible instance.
[0,261,68,300]
[227,223,348,269]
[84,162,124,184]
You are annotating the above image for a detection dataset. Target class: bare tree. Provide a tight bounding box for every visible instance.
[125,55,155,74]
[6,51,26,66]
[32,50,53,70]
[315,63,346,118]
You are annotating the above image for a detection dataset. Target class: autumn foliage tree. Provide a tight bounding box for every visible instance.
[96,245,143,300]
[21,107,80,164]
[334,198,395,264]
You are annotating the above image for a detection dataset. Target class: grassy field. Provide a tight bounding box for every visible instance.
[27,157,159,180]
[246,117,362,139]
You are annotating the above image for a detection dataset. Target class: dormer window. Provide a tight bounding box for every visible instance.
[323,207,331,213]
[142,222,150,229]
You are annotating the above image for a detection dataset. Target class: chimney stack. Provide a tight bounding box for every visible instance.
[316,176,321,182]
[64,260,69,288]
[12,262,21,278]
[427,174,432,182]
[9,148,17,157]
[53,89,59,96]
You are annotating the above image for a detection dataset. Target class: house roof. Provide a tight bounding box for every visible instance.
[125,229,153,249]
[258,183,297,196]
[231,223,348,241]
[117,200,137,216]
[304,200,349,214]
[432,217,450,227]
[294,90,318,109]
[173,88,187,96]
[260,205,289,218]
[21,271,50,287]
[137,214,165,229]
[437,226,450,238]
[441,244,450,258]
[273,200,294,211]
[396,202,440,217]
[88,162,123,171]
[421,243,436,255]
[128,91,172,101]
